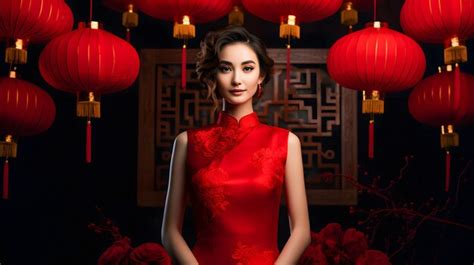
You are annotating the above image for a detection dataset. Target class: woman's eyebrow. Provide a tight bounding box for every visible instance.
[218,60,256,65]
[241,60,256,65]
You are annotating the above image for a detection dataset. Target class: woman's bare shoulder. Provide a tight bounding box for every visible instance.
[287,131,301,147]
[175,131,188,145]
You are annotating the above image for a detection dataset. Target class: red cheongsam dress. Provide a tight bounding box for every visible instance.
[186,111,289,265]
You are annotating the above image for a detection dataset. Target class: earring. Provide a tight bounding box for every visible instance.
[256,83,263,98]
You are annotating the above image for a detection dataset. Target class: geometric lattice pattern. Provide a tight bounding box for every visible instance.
[138,49,358,206]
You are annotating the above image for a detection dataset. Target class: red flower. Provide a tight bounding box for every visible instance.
[298,225,390,265]
[355,250,391,265]
[319,223,343,258]
[343,228,368,262]
[310,231,320,244]
[129,243,172,265]
[98,237,132,265]
[298,244,329,265]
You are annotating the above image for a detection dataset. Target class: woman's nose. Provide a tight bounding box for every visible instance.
[231,71,242,86]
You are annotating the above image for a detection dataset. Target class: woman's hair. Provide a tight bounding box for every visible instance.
[196,26,274,112]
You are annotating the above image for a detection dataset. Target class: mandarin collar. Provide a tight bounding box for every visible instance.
[217,111,260,129]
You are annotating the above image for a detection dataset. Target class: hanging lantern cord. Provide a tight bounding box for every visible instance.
[90,0,94,22]
[373,0,377,21]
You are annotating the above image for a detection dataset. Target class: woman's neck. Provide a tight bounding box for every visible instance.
[221,101,254,122]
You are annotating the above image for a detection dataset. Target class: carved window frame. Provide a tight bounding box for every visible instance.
[137,48,358,207]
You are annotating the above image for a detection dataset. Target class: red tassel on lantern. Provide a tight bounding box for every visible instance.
[86,120,92,163]
[286,44,291,89]
[445,151,451,192]
[182,44,187,90]
[126,29,131,43]
[368,120,374,159]
[3,159,8,199]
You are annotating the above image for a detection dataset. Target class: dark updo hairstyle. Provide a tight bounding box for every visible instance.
[196,26,274,112]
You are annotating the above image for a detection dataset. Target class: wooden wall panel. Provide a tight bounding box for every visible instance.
[138,49,357,206]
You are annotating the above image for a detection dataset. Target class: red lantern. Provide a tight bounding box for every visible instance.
[138,0,234,90]
[400,0,474,65]
[102,0,139,42]
[242,0,342,89]
[0,71,56,199]
[34,1,74,43]
[242,0,342,28]
[409,66,474,127]
[0,0,73,64]
[409,65,474,191]
[327,22,426,158]
[39,21,140,163]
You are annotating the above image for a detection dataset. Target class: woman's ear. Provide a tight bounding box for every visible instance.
[258,75,265,85]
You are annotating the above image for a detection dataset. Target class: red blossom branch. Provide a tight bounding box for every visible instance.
[329,157,474,262]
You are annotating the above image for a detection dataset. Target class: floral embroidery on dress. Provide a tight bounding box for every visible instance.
[251,147,286,188]
[192,163,230,218]
[193,127,238,158]
[231,241,277,265]
[193,124,255,160]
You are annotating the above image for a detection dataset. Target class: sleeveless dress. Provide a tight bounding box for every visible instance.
[186,111,289,265]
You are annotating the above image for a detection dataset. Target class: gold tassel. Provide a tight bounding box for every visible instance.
[173,15,195,39]
[228,5,244,26]
[444,37,467,64]
[5,39,27,64]
[440,125,459,149]
[122,4,138,28]
[77,92,101,118]
[279,15,300,39]
[362,90,384,114]
[0,135,17,158]
[341,2,358,26]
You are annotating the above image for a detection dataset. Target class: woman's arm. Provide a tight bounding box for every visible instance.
[275,132,311,265]
[161,131,199,265]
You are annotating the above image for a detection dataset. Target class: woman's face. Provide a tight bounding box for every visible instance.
[216,42,264,106]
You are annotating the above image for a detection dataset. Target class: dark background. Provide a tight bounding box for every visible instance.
[0,0,473,264]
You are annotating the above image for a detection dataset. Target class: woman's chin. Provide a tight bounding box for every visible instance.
[223,97,252,106]
[222,91,257,106]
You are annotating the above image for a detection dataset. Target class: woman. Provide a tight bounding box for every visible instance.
[161,26,310,265]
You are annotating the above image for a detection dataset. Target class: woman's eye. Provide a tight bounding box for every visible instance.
[219,66,231,73]
[243,66,254,72]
